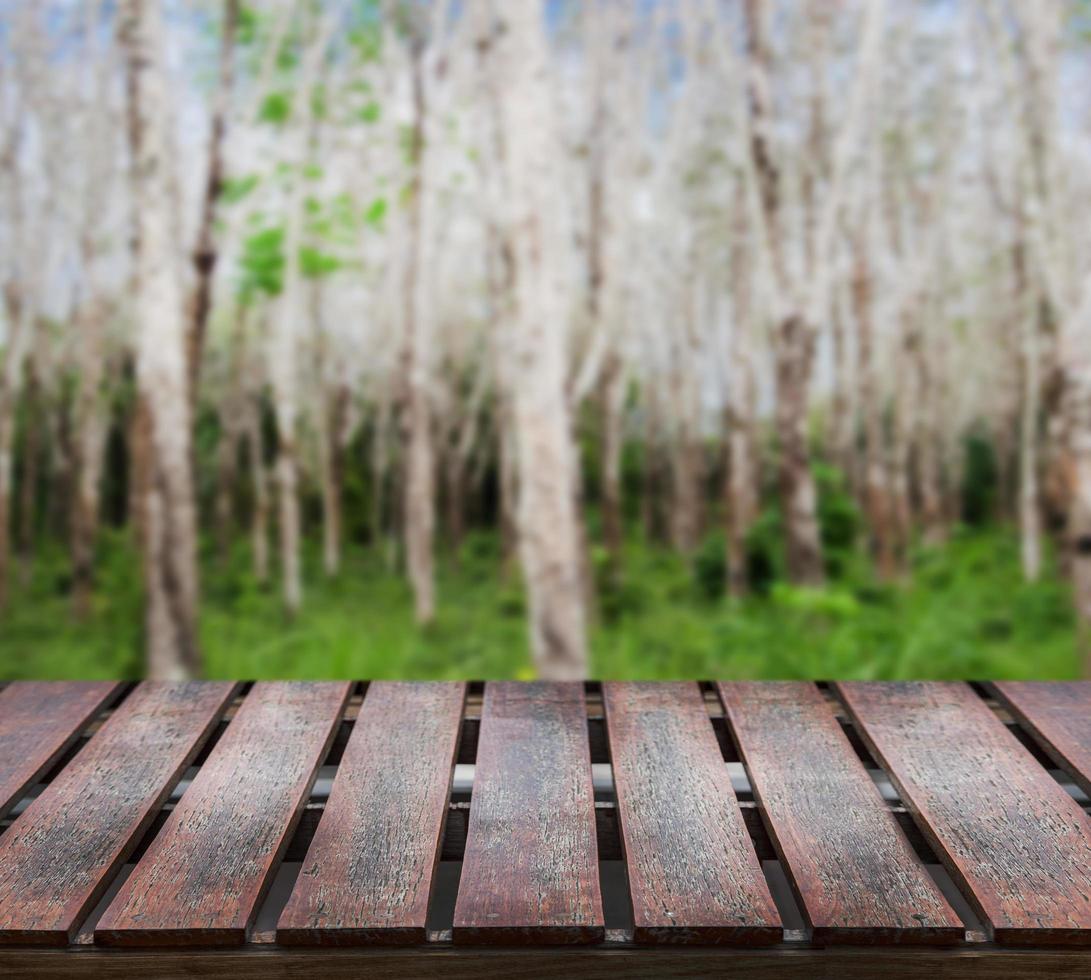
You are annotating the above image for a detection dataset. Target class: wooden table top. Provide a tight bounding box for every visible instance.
[0,679,1089,978]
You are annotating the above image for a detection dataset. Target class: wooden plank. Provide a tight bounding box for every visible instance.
[718,682,962,945]
[992,682,1091,797]
[603,682,780,944]
[837,682,1091,946]
[0,682,123,820]
[0,682,235,946]
[96,682,352,947]
[6,944,1091,980]
[277,682,466,946]
[452,682,603,945]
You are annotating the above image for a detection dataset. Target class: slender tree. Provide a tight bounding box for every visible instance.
[120,0,202,677]
[484,0,588,678]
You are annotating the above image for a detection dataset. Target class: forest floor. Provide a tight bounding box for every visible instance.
[0,526,1081,680]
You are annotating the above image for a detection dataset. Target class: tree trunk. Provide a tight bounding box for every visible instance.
[745,0,825,588]
[1014,240,1043,581]
[669,438,703,556]
[853,246,895,580]
[0,287,29,614]
[213,412,239,567]
[127,389,151,554]
[829,286,856,487]
[491,0,588,678]
[444,449,466,566]
[319,387,347,578]
[244,399,269,585]
[726,323,757,598]
[889,325,915,574]
[1064,362,1091,676]
[498,400,519,581]
[186,0,238,407]
[641,390,667,545]
[70,299,108,619]
[17,365,39,574]
[913,323,946,546]
[122,0,201,679]
[370,392,392,557]
[774,315,825,586]
[599,355,625,581]
[266,6,334,615]
[0,411,11,613]
[275,439,302,615]
[400,36,436,626]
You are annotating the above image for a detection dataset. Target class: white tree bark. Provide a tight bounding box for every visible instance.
[488,0,588,678]
[399,23,437,626]
[121,0,201,678]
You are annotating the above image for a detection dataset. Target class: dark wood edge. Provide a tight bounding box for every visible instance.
[3,943,1090,980]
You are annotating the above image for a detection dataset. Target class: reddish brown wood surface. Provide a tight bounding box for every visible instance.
[992,682,1091,797]
[0,682,122,820]
[718,682,962,945]
[277,682,465,945]
[453,682,603,945]
[602,682,780,944]
[96,682,351,947]
[0,682,235,946]
[837,682,1091,946]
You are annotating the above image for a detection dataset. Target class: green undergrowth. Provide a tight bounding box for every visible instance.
[0,523,1080,680]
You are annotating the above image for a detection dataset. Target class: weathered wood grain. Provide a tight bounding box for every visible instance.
[95,682,352,947]
[992,682,1091,797]
[602,682,780,944]
[0,682,123,820]
[0,682,236,946]
[277,682,466,945]
[453,682,603,945]
[718,682,962,945]
[6,941,1091,980]
[836,682,1091,946]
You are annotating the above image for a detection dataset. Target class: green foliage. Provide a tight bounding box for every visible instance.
[364,196,388,228]
[0,526,1079,681]
[815,462,860,577]
[299,245,342,278]
[348,23,383,63]
[961,430,1000,526]
[236,4,260,45]
[257,90,292,125]
[358,101,381,124]
[693,532,726,601]
[239,225,285,296]
[221,174,260,204]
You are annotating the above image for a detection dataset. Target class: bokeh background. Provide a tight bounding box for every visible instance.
[1,0,1090,680]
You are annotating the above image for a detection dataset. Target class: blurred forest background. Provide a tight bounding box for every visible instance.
[1,0,1090,681]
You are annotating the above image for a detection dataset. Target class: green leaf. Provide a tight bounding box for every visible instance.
[302,163,324,181]
[257,91,291,125]
[348,24,382,63]
[358,101,381,124]
[276,42,298,71]
[237,4,260,45]
[364,197,387,228]
[299,246,342,278]
[221,174,260,204]
[239,226,285,296]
